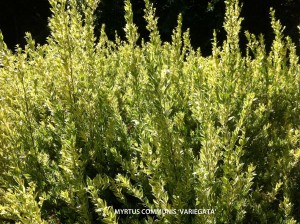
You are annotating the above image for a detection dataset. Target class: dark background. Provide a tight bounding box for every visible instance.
[0,0,299,55]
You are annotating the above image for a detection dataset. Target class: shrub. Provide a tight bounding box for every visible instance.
[0,0,299,223]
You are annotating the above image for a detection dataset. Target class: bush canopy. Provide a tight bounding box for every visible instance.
[0,0,299,223]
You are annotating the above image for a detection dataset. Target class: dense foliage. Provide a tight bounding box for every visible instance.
[0,0,300,223]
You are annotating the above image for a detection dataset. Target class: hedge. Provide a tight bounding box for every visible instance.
[0,0,299,223]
